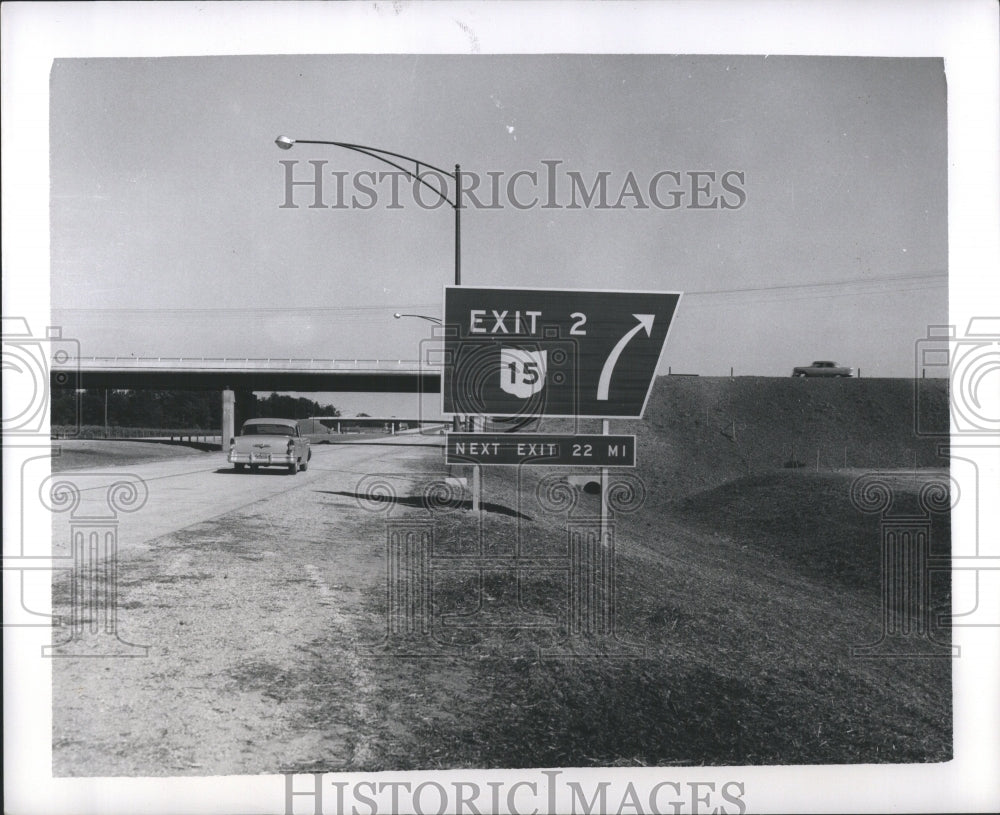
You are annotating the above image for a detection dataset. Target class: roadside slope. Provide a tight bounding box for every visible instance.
[620,376,948,500]
[362,376,953,768]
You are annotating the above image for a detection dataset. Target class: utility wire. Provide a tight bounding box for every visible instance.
[52,271,947,315]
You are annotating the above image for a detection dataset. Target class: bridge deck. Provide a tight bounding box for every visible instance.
[50,357,442,393]
[52,356,434,370]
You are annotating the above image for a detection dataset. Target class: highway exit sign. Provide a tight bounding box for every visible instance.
[445,432,636,467]
[442,287,681,419]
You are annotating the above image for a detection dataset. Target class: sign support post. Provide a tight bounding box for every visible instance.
[601,419,610,548]
[472,415,482,512]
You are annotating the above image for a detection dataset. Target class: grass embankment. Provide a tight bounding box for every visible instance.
[353,468,950,769]
[351,377,952,769]
[622,376,949,499]
[50,440,214,472]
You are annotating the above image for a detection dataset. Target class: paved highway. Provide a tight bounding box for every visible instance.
[49,435,444,558]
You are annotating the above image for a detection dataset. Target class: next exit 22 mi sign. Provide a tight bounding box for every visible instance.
[442,287,681,419]
[445,433,636,467]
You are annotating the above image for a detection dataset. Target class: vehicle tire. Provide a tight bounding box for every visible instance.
[301,459,308,472]
[234,463,245,472]
[288,460,299,475]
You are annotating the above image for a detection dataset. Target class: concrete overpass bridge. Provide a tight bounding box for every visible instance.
[50,355,442,444]
[49,355,440,391]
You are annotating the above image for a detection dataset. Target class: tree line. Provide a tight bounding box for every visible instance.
[51,390,341,429]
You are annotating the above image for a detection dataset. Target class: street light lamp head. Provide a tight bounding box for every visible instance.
[275,135,296,150]
[394,312,443,324]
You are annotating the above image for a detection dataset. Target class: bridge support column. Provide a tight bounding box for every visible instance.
[234,390,256,427]
[222,389,235,449]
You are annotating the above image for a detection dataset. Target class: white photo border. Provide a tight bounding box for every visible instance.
[3,2,998,813]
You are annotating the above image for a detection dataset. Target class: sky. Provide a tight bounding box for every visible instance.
[49,54,948,413]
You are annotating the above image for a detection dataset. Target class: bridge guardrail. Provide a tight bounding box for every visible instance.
[50,356,441,371]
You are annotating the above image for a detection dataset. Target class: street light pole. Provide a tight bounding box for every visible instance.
[276,136,467,490]
[454,164,461,286]
[275,136,461,286]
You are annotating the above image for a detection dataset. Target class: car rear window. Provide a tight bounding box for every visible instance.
[241,424,295,436]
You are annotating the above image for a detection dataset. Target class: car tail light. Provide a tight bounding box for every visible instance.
[287,439,295,453]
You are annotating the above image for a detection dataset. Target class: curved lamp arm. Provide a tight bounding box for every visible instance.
[394,312,442,324]
[275,136,457,208]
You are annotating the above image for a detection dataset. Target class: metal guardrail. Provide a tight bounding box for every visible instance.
[51,426,223,442]
[50,356,439,371]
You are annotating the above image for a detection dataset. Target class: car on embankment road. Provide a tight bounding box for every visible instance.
[297,417,335,444]
[228,418,311,474]
[792,361,854,378]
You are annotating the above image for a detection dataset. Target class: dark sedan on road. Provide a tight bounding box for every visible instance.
[792,361,854,377]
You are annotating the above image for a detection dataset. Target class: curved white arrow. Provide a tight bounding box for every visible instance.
[597,314,655,401]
